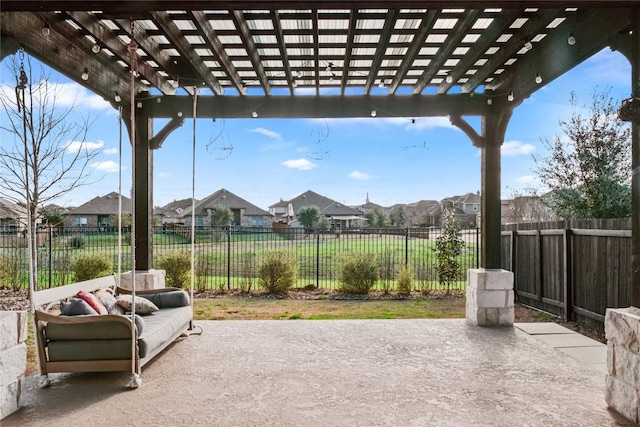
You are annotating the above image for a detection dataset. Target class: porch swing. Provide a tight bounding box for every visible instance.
[30,29,202,388]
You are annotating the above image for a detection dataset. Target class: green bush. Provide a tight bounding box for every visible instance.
[396,264,413,296]
[338,252,379,295]
[66,234,85,249]
[157,251,191,289]
[71,254,113,282]
[257,251,297,294]
[0,253,23,291]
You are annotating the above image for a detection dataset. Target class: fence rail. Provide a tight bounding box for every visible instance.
[501,219,633,331]
[0,226,479,294]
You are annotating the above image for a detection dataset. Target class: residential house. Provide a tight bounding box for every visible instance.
[277,190,365,229]
[501,195,555,224]
[352,193,387,215]
[155,198,198,225]
[403,199,442,226]
[440,192,481,228]
[63,192,132,228]
[268,198,289,223]
[0,198,29,232]
[182,188,272,227]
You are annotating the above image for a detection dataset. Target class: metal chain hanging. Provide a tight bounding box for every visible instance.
[127,19,141,389]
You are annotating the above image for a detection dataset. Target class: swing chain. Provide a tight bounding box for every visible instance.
[15,48,28,112]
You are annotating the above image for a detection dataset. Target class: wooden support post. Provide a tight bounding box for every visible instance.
[480,108,513,269]
[133,94,154,271]
[563,228,574,321]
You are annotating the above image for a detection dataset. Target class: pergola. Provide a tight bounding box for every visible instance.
[1,1,639,302]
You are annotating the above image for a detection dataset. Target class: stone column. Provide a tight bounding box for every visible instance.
[605,307,640,423]
[0,311,27,420]
[466,269,514,326]
[119,269,166,291]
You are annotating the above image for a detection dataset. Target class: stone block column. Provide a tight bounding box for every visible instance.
[0,311,27,421]
[605,307,640,423]
[466,268,514,326]
[119,269,166,291]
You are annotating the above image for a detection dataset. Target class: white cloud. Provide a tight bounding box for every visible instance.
[103,148,118,155]
[251,127,283,140]
[348,171,373,180]
[282,158,316,170]
[66,140,104,153]
[157,172,171,178]
[91,160,120,172]
[42,81,112,112]
[501,140,536,156]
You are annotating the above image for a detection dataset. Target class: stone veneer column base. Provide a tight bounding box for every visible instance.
[605,307,640,424]
[119,269,166,291]
[0,311,27,421]
[466,268,514,327]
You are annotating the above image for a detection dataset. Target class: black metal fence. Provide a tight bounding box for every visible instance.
[0,226,480,293]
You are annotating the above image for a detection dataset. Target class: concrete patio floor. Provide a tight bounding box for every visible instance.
[4,319,632,427]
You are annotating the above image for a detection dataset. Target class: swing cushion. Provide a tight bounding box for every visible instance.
[140,290,190,308]
[115,294,159,315]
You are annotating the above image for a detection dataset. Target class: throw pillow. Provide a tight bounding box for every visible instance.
[115,294,159,315]
[95,288,124,315]
[60,298,96,316]
[77,290,108,315]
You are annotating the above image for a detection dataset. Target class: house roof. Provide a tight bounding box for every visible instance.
[156,198,198,219]
[286,190,362,216]
[184,188,271,217]
[441,192,480,205]
[66,192,132,215]
[0,198,27,220]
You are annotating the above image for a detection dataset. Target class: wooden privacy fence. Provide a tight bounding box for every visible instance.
[501,219,632,331]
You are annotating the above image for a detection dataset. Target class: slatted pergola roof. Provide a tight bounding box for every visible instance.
[1,1,635,118]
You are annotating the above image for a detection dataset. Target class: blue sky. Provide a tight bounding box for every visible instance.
[0,48,632,211]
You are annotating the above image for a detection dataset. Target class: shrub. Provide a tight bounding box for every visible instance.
[434,209,465,292]
[157,251,191,289]
[0,253,23,291]
[239,251,257,292]
[195,255,213,293]
[66,234,85,249]
[396,264,413,296]
[71,254,113,282]
[257,251,297,294]
[338,252,378,295]
[378,249,395,294]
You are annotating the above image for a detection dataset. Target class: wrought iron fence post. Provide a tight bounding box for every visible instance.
[227,226,231,290]
[316,228,320,288]
[48,226,53,288]
[476,226,480,268]
[405,227,409,266]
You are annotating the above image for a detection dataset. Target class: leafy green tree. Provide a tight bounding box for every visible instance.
[39,207,64,226]
[210,206,232,226]
[317,216,331,231]
[365,207,388,227]
[390,205,408,226]
[434,209,465,292]
[298,206,320,228]
[533,89,631,219]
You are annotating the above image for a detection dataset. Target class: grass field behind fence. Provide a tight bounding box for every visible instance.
[0,227,478,293]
